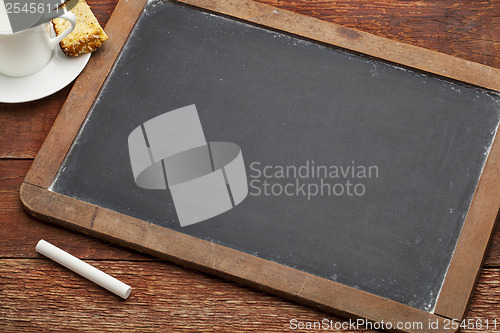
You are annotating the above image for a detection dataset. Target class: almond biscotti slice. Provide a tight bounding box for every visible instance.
[52,0,108,56]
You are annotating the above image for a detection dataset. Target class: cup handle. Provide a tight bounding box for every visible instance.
[48,12,76,49]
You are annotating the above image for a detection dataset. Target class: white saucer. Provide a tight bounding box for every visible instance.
[0,47,91,103]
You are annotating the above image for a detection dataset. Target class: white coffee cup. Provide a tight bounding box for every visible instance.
[0,4,76,77]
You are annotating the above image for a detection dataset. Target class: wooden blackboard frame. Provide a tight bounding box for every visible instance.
[20,0,500,331]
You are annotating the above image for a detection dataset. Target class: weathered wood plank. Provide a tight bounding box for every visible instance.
[1,259,499,332]
[0,87,70,159]
[0,259,352,332]
[463,268,500,333]
[255,0,500,69]
[0,160,150,260]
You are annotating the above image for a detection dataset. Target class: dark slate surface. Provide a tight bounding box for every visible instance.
[52,0,500,311]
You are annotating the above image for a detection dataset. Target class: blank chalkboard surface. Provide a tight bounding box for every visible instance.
[22,0,500,330]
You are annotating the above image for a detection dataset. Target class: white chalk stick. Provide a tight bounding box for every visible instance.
[36,239,132,299]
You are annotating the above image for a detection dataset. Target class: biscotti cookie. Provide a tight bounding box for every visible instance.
[52,0,108,56]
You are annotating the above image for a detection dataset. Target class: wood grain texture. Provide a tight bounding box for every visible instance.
[253,0,500,69]
[1,160,150,260]
[466,269,500,332]
[0,260,349,332]
[1,260,499,332]
[0,87,69,159]
[0,0,499,332]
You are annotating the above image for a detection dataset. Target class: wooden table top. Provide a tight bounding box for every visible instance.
[1,0,499,331]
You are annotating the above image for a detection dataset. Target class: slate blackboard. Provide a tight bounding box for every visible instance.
[49,0,500,312]
[21,0,500,329]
